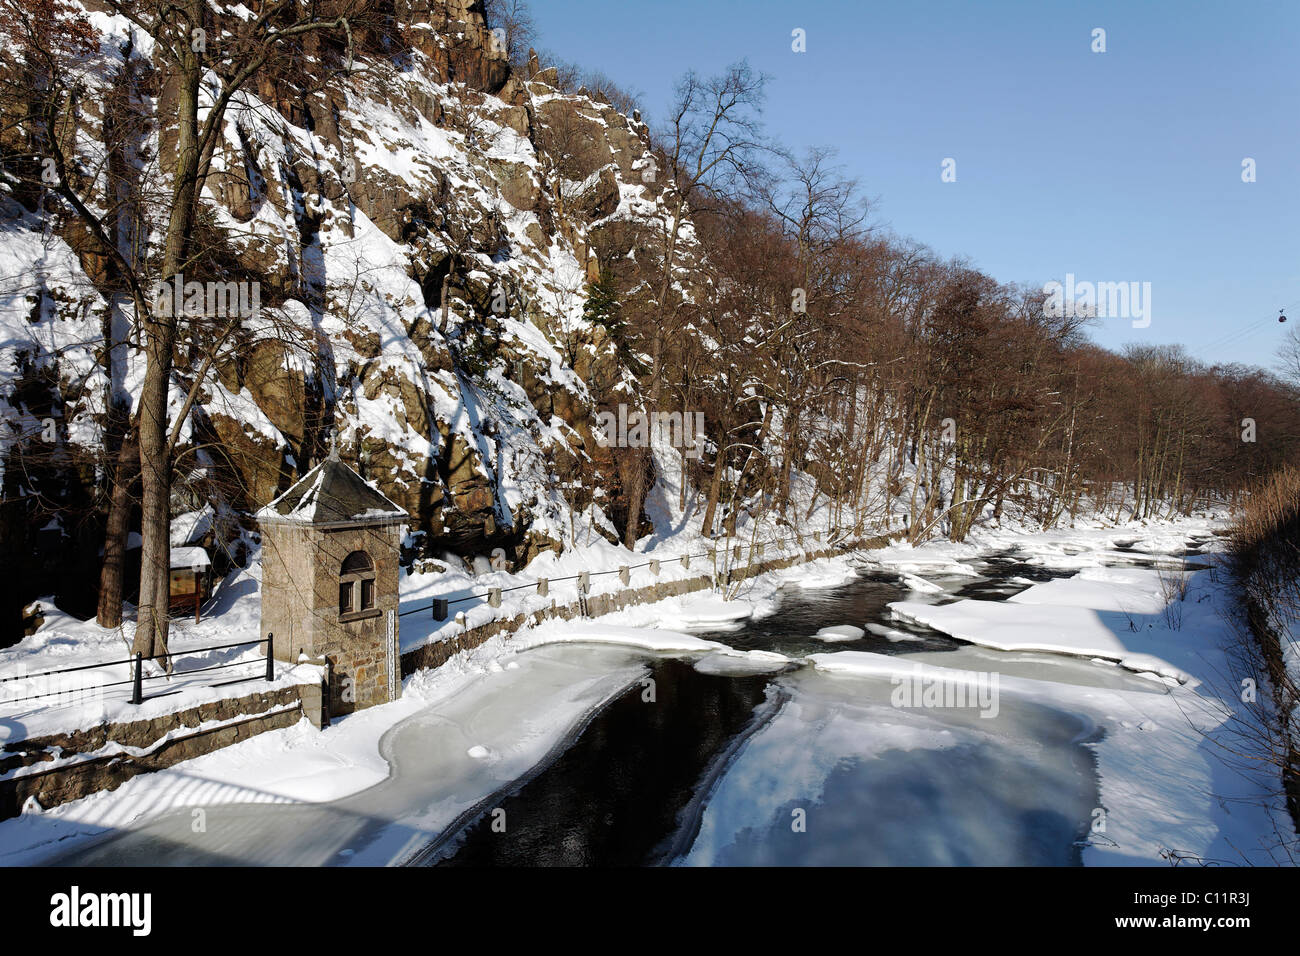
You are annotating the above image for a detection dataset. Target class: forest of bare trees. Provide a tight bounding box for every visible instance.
[575,53,1300,551]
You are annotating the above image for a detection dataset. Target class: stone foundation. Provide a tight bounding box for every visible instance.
[0,680,324,821]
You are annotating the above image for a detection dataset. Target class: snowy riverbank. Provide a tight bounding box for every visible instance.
[2,513,1293,866]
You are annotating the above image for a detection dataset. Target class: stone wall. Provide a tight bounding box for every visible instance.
[263,520,401,716]
[311,523,402,714]
[0,681,325,822]
[261,522,317,661]
[402,532,902,676]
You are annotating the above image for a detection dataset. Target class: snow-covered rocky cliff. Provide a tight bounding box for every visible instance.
[0,0,703,581]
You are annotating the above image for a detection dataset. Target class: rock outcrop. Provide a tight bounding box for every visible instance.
[0,0,702,580]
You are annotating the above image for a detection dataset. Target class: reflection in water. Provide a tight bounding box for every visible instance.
[678,668,1100,866]
[436,660,771,866]
[436,566,1109,867]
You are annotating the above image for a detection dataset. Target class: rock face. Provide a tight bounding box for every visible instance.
[0,0,703,578]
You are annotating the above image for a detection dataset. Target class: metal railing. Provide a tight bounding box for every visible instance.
[0,635,275,709]
[403,520,900,623]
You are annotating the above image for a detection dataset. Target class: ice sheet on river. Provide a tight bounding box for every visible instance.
[682,651,1281,866]
[677,665,1098,866]
[888,565,1216,681]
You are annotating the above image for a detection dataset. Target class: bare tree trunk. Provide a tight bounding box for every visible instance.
[622,327,664,549]
[701,444,725,536]
[96,428,138,628]
[135,27,203,663]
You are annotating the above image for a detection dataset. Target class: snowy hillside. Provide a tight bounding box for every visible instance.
[0,0,704,591]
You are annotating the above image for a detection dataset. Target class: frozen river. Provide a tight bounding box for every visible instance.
[430,562,1171,866]
[47,549,1186,867]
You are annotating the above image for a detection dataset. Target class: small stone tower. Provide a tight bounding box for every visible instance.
[257,449,408,716]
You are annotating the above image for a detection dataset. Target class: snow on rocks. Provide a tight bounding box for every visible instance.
[783,564,861,589]
[865,623,924,643]
[899,572,945,593]
[655,595,755,632]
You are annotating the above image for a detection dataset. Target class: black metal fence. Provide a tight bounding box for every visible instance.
[0,636,275,709]
[402,521,895,623]
[1,521,899,712]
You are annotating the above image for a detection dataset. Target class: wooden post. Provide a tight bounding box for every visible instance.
[618,566,630,586]
[194,569,202,624]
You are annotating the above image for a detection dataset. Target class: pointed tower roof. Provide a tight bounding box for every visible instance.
[257,457,407,527]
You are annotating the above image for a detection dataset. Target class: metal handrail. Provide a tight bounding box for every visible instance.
[402,522,893,621]
[0,636,274,708]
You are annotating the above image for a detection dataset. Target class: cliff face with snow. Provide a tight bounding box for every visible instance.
[0,0,700,576]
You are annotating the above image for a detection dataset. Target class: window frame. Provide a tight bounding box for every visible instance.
[338,550,380,621]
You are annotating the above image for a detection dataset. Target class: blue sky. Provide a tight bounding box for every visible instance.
[525,0,1299,372]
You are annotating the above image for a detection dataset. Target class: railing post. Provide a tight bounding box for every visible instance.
[265,633,275,681]
[322,656,333,729]
[432,598,448,621]
[131,652,143,705]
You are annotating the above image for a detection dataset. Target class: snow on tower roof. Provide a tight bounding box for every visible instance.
[256,457,408,525]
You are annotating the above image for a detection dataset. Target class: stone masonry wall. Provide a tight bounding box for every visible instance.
[311,523,402,714]
[0,681,324,822]
[262,523,317,661]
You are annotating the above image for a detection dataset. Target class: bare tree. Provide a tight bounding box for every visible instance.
[619,60,768,549]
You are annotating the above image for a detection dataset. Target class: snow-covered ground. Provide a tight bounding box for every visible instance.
[0,559,323,744]
[2,512,1293,866]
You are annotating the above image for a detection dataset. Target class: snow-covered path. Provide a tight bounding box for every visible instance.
[31,645,647,866]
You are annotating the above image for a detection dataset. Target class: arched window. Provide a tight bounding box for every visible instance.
[339,550,376,617]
